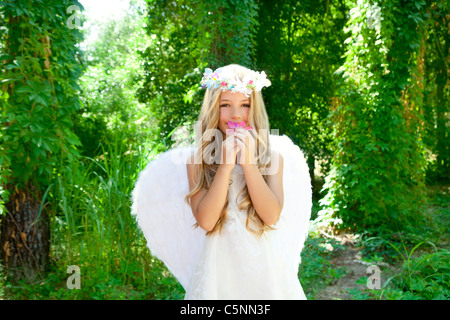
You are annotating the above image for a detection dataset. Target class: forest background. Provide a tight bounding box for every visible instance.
[0,0,448,300]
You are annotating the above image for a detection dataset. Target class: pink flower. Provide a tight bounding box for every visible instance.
[221,81,228,86]
[227,120,253,131]
[248,80,253,84]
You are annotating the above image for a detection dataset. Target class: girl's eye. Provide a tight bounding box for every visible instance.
[219,104,250,108]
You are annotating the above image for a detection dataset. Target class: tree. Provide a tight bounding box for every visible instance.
[423,0,449,183]
[0,0,84,282]
[318,0,430,234]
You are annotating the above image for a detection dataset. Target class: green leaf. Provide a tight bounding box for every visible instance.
[16,86,33,93]
[5,63,20,70]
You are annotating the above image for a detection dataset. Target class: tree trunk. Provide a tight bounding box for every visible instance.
[0,182,49,283]
[306,152,314,182]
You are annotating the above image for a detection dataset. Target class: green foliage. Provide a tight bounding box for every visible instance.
[422,1,449,184]
[351,237,449,300]
[318,0,431,234]
[0,0,84,196]
[390,249,449,300]
[385,244,449,300]
[299,235,347,299]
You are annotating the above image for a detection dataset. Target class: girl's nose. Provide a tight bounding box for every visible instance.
[231,108,242,121]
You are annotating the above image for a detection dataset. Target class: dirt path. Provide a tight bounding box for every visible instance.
[315,233,398,300]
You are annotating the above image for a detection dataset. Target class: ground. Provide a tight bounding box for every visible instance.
[314,232,399,300]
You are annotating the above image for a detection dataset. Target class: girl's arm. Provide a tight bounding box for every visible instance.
[186,160,233,232]
[186,135,238,232]
[241,151,284,226]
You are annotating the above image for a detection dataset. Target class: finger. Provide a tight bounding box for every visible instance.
[225,135,238,146]
[235,129,251,140]
[235,129,254,140]
[223,143,237,164]
[225,128,235,136]
[234,132,252,148]
[235,139,247,163]
[233,131,247,141]
[225,133,235,142]
[235,138,245,151]
[235,134,244,143]
[234,136,246,150]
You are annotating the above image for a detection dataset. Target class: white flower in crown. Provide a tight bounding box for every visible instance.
[254,71,271,91]
[200,67,271,97]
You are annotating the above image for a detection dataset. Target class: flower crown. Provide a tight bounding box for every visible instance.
[200,67,271,97]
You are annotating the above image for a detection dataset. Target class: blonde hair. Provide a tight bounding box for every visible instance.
[184,64,274,237]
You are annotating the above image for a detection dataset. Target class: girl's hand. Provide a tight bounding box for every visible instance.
[234,128,257,166]
[220,132,239,170]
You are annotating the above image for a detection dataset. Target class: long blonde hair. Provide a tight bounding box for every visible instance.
[185,64,274,237]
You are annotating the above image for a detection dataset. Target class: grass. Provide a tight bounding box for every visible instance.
[348,245,449,300]
[0,131,185,300]
[299,235,347,299]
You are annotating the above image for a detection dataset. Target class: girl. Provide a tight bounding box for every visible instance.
[132,64,312,300]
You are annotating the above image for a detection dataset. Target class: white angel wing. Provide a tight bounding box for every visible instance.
[131,145,206,290]
[269,134,313,269]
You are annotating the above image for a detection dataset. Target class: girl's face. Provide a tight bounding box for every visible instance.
[218,90,251,136]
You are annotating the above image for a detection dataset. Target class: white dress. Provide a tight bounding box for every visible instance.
[131,134,312,300]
